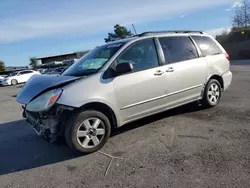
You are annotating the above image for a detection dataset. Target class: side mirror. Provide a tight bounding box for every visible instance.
[115,62,133,75]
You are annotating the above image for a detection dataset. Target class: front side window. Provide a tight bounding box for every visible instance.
[63,42,126,77]
[116,39,159,72]
[191,36,222,57]
[159,36,198,64]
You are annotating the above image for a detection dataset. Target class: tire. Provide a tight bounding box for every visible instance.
[201,79,222,108]
[11,79,18,85]
[65,110,111,153]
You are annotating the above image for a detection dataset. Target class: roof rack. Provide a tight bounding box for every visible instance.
[138,30,204,37]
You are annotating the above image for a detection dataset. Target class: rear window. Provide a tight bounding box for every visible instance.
[191,36,222,57]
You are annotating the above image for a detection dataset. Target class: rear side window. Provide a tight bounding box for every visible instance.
[159,36,198,64]
[20,70,33,74]
[191,36,222,57]
[19,71,27,75]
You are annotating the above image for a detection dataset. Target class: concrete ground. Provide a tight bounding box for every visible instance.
[0,63,250,188]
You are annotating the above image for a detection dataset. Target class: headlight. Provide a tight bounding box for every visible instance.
[26,89,63,112]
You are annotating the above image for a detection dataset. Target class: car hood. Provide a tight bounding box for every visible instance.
[16,74,80,104]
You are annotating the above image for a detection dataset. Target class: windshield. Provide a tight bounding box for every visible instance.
[7,72,18,77]
[63,42,126,77]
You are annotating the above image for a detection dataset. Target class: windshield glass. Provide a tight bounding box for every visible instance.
[7,72,18,77]
[63,42,126,77]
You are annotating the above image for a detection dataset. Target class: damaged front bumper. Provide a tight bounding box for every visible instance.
[23,105,71,142]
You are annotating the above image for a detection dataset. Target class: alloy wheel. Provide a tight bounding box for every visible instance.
[76,117,106,149]
[207,83,220,104]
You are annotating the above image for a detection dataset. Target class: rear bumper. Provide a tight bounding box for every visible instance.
[222,70,232,91]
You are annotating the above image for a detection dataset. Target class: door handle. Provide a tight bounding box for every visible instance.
[166,67,174,72]
[154,70,164,76]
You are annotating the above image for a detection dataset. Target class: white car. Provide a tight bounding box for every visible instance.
[1,70,40,86]
[0,75,6,82]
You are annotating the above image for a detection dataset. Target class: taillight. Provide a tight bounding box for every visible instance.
[225,53,230,61]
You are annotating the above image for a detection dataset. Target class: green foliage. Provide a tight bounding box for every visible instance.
[105,24,133,43]
[216,27,250,44]
[216,30,229,44]
[0,60,6,72]
[239,49,250,59]
[217,0,250,44]
[216,27,250,60]
[29,57,38,68]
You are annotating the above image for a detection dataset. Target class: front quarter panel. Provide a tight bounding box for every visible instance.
[57,73,121,125]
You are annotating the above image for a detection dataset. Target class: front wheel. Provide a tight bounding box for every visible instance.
[65,110,111,153]
[11,79,18,85]
[201,79,222,108]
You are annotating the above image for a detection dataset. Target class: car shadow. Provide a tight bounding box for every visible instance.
[0,102,204,175]
[112,101,204,136]
[0,84,24,88]
[16,84,24,88]
[0,120,81,175]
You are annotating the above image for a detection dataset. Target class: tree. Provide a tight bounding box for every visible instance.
[29,57,38,69]
[0,60,6,72]
[233,0,250,28]
[104,24,133,43]
[216,30,229,43]
[233,7,244,28]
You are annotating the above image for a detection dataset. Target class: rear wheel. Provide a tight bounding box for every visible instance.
[11,79,18,85]
[65,110,111,153]
[202,79,221,108]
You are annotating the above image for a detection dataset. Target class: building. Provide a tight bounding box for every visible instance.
[6,66,28,71]
[37,51,89,64]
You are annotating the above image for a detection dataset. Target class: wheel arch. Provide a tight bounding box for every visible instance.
[207,74,224,89]
[79,102,118,129]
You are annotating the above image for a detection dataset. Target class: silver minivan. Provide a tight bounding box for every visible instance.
[17,31,232,153]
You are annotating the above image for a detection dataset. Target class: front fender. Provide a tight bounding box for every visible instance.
[57,98,122,127]
[56,75,121,126]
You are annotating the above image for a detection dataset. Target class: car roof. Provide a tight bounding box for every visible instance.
[18,70,34,72]
[95,37,138,48]
[138,30,205,36]
[106,37,138,44]
[95,30,212,52]
[109,30,211,44]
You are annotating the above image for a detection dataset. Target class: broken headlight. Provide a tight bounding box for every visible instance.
[26,89,63,112]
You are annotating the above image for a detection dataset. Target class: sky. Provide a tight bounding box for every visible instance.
[0,0,242,66]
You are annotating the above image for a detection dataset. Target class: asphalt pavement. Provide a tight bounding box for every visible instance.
[0,62,250,188]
